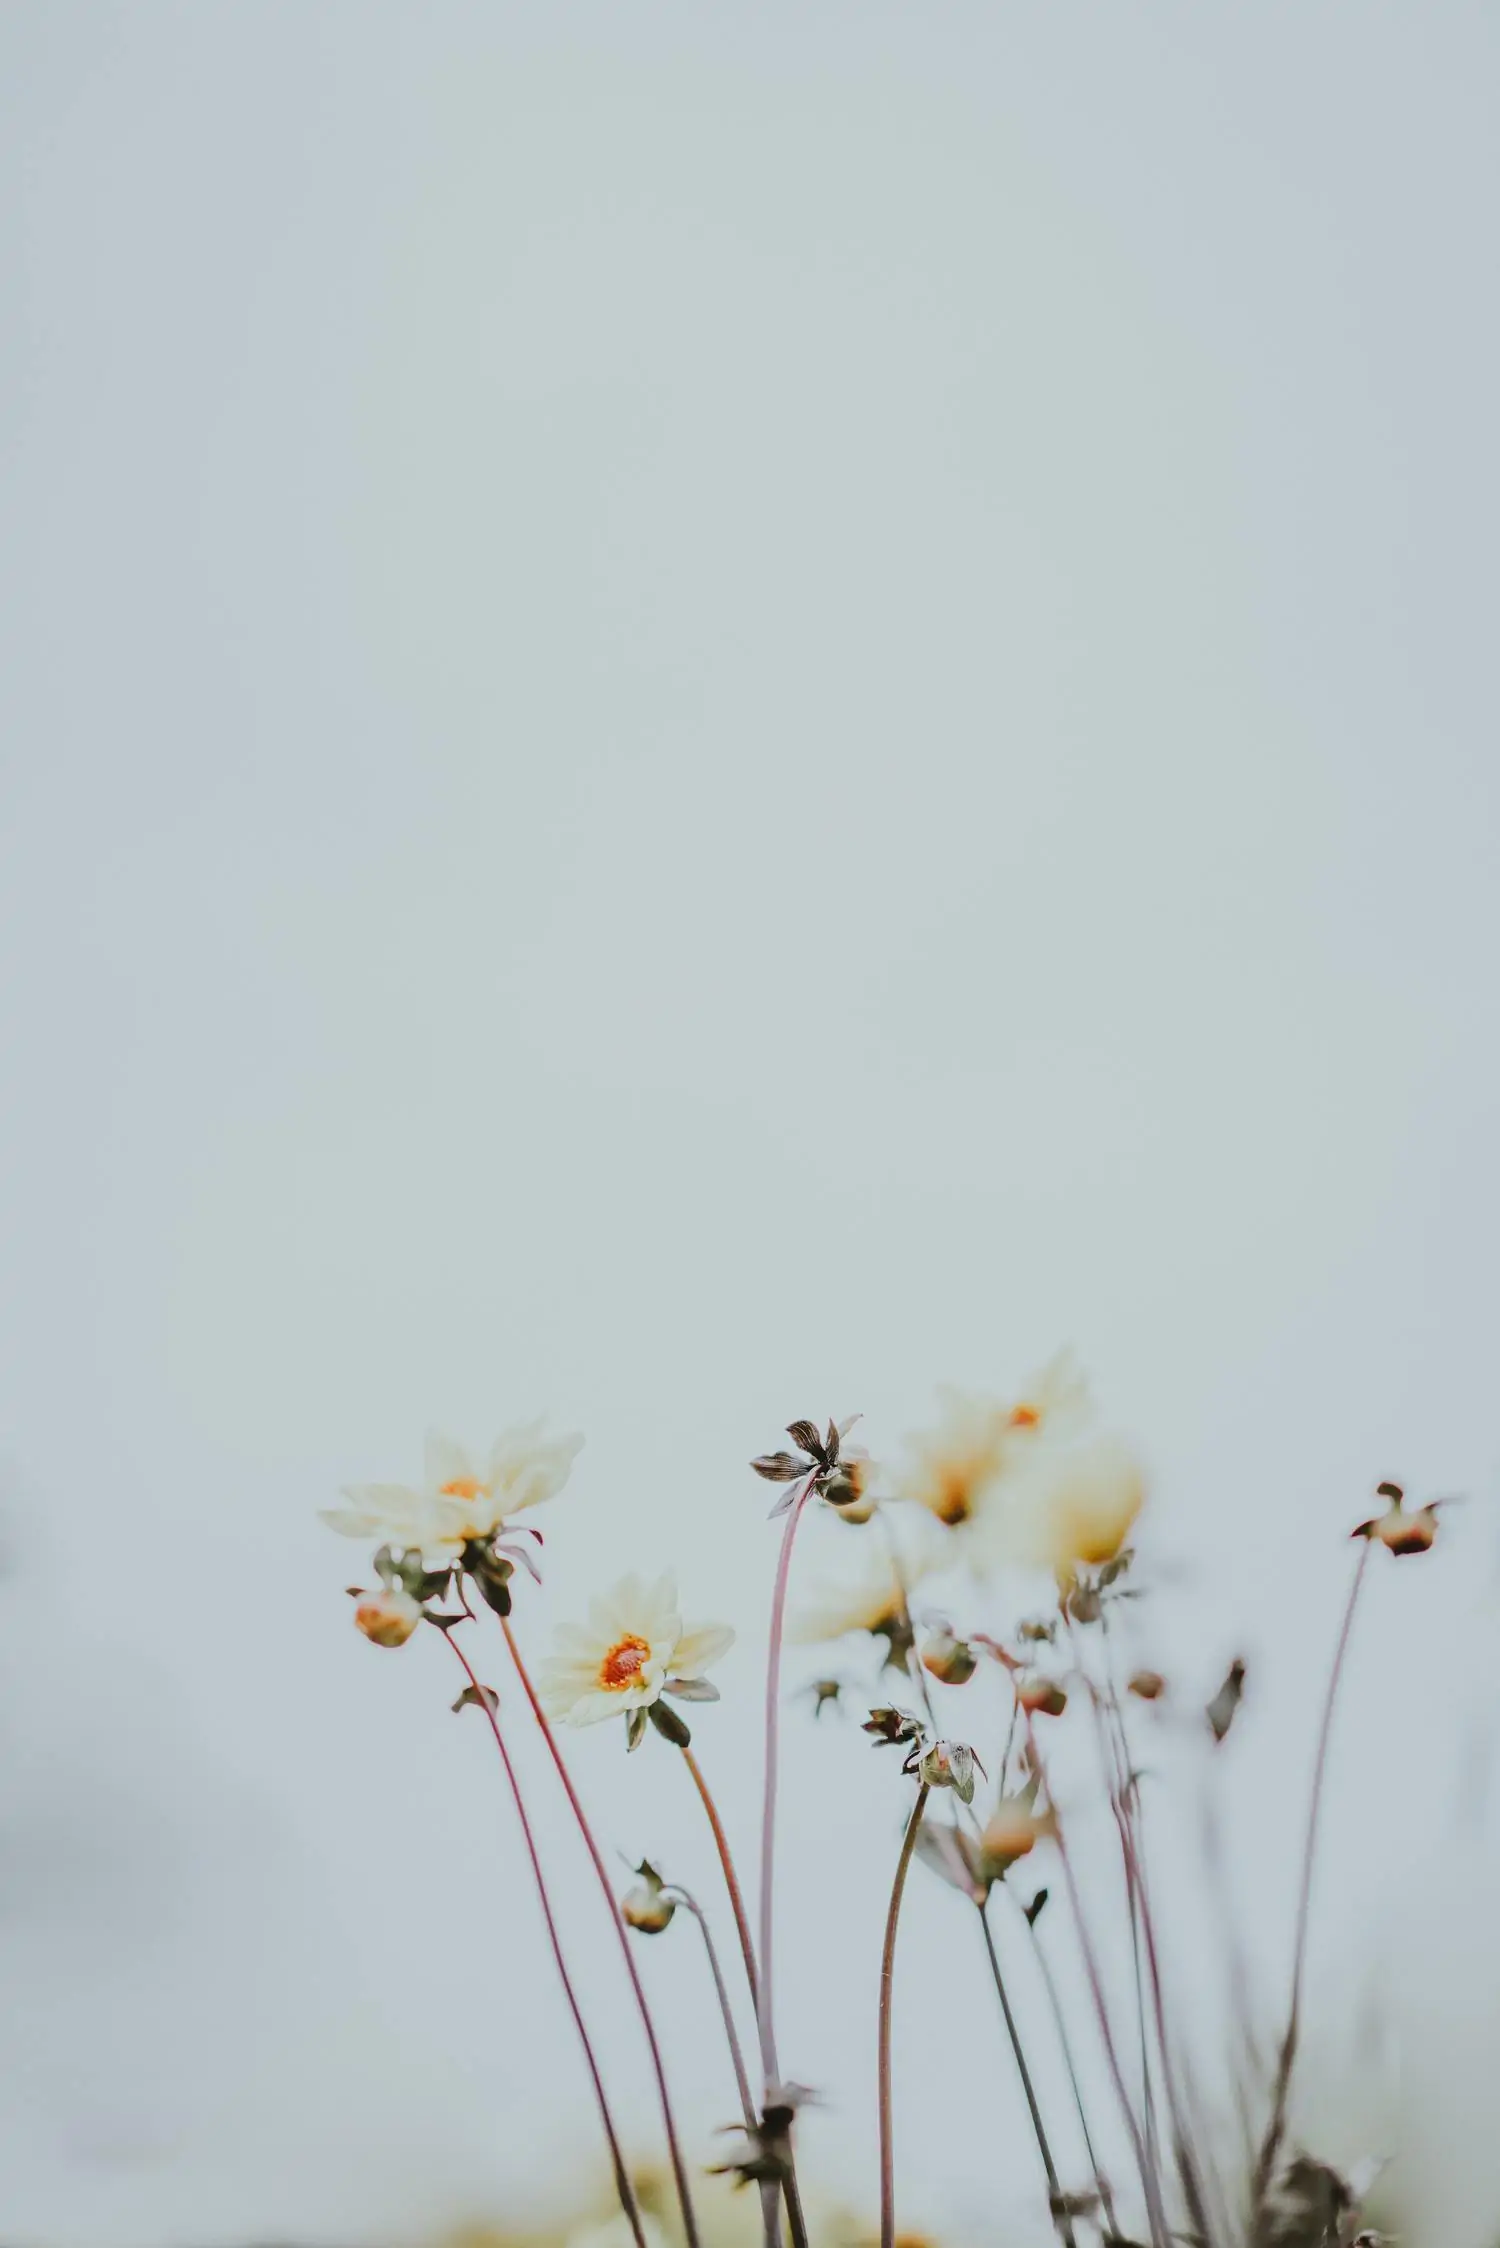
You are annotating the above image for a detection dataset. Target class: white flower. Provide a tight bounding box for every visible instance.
[321,1422,583,1563]
[897,1351,1090,1531]
[790,1552,911,1649]
[537,1572,734,1729]
[1004,1432,1146,1577]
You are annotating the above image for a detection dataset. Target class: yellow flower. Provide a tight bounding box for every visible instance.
[321,1422,583,1564]
[537,1572,734,1729]
[898,1350,1093,1531]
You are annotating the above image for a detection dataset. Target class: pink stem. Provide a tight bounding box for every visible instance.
[758,1480,811,2093]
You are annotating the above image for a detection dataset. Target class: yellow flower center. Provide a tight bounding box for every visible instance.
[440,1477,484,1501]
[598,1634,652,1691]
[933,1466,975,1525]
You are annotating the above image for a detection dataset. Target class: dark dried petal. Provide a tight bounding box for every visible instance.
[1024,1887,1050,1926]
[752,1452,807,1482]
[450,1682,500,1716]
[784,1420,827,1461]
[824,1418,840,1463]
[862,1704,923,1746]
[1206,1658,1246,1743]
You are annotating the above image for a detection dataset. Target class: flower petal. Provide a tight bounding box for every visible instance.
[669,1621,735,1677]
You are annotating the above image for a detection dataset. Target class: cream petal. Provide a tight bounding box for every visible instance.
[423,1430,476,1493]
[319,1507,380,1539]
[670,1621,735,1677]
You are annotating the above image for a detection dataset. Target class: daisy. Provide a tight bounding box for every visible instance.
[898,1351,1093,1533]
[321,1421,583,1564]
[537,1572,734,1741]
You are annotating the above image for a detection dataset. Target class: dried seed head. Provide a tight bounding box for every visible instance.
[863,1705,924,1748]
[920,1627,978,1686]
[352,1586,423,1648]
[821,1458,876,1521]
[915,1738,982,1803]
[1357,1481,1441,1556]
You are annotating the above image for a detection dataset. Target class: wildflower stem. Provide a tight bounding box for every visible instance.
[666,1886,758,2128]
[1253,1538,1373,2211]
[1011,1892,1120,2239]
[499,1617,703,2248]
[438,1625,647,2248]
[977,1898,1077,2248]
[879,1782,929,2248]
[758,1481,812,2091]
[680,1744,760,2010]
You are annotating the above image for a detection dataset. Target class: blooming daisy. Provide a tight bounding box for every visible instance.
[897,1351,1093,1533]
[537,1572,734,1743]
[321,1421,583,1565]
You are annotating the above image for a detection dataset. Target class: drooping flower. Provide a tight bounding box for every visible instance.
[536,1572,734,1746]
[621,1859,677,1933]
[750,1414,873,1517]
[321,1422,583,1564]
[351,1585,423,1648]
[1355,1480,1443,1557]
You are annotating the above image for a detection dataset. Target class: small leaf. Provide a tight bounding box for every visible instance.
[1206,1658,1246,1743]
[664,1676,720,1702]
[647,1697,692,1747]
[1023,1887,1050,1926]
[784,1420,825,1460]
[451,1682,500,1717]
[475,1572,513,1617]
[751,1452,806,1482]
[626,1706,648,1752]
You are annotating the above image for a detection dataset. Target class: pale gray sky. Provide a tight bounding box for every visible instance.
[2,6,1498,2245]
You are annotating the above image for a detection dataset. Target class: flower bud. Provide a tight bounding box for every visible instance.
[822,1460,876,1522]
[980,1794,1052,1871]
[920,1628,977,1686]
[917,1738,979,1803]
[621,1860,676,1933]
[353,1586,423,1648]
[1015,1674,1067,1717]
[1128,1669,1166,1701]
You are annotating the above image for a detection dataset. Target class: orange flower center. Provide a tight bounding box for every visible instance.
[440,1477,483,1501]
[1008,1403,1041,1429]
[934,1466,974,1525]
[598,1634,651,1691]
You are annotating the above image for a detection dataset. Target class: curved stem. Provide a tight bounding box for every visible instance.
[439,1626,646,2248]
[1253,1540,1372,2209]
[879,1782,929,2248]
[977,1900,1076,2248]
[680,1744,759,2011]
[667,1887,757,2127]
[758,1482,811,2092]
[500,1618,703,2248]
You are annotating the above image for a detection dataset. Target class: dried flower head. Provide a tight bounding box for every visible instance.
[1355,1480,1442,1556]
[536,1572,734,1748]
[912,1737,983,1803]
[750,1415,872,1517]
[863,1705,925,1748]
[323,1423,582,1566]
[621,1859,677,1934]
[919,1625,977,1686]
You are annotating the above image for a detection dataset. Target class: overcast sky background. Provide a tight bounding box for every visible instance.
[2,6,1499,2246]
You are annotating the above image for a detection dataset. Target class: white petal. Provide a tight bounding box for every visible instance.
[669,1621,735,1676]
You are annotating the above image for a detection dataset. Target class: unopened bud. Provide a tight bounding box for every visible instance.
[920,1628,977,1686]
[353,1586,423,1648]
[1015,1674,1067,1717]
[1128,1669,1166,1701]
[917,1738,979,1803]
[621,1860,676,1933]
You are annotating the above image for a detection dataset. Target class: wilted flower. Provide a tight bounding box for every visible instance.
[351,1585,423,1648]
[913,1738,983,1803]
[863,1705,925,1748]
[536,1572,734,1748]
[920,1625,977,1686]
[1355,1480,1442,1557]
[621,1859,677,1934]
[750,1415,872,1517]
[323,1423,583,1565]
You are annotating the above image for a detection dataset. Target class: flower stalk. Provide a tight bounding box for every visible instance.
[878,1782,930,2248]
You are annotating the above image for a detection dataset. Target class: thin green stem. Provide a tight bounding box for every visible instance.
[977,1899,1077,2248]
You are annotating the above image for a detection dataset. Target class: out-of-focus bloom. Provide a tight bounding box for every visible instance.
[791,1554,913,1671]
[1356,1481,1442,1557]
[1028,1433,1145,1577]
[536,1572,733,1733]
[920,1626,977,1686]
[351,1586,423,1648]
[621,1859,677,1933]
[322,1423,583,1563]
[897,1350,1094,1533]
[980,1791,1055,1871]
[1014,1673,1068,1717]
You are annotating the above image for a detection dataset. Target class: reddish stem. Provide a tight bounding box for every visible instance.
[499,1618,702,2248]
[758,1481,811,2092]
[440,1626,646,2248]
[680,1743,759,2011]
